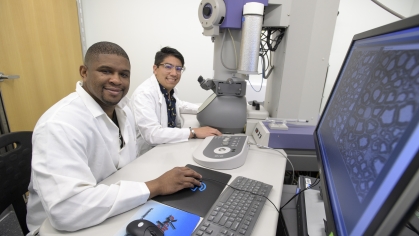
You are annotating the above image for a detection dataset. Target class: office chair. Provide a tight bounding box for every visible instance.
[0,131,33,235]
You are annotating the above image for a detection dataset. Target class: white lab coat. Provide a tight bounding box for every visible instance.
[130,75,199,155]
[26,82,150,234]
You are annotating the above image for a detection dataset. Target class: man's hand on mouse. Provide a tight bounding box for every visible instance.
[146,167,202,199]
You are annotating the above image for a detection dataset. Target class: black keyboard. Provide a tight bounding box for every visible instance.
[192,176,273,236]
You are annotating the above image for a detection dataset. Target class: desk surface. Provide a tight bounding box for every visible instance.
[39,137,286,236]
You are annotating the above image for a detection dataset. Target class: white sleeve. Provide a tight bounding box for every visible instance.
[31,121,150,231]
[131,90,190,145]
[177,99,199,114]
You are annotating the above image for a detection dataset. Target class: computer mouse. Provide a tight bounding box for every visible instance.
[126,219,164,236]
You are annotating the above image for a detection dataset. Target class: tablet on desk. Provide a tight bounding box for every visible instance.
[152,164,232,217]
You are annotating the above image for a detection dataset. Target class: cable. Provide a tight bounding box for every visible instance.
[259,27,286,79]
[247,56,265,92]
[371,0,405,19]
[265,50,274,78]
[228,28,238,69]
[248,142,295,185]
[280,178,320,210]
[259,42,269,73]
[248,76,264,92]
[260,54,266,79]
[405,222,419,235]
[267,28,285,51]
[220,30,238,70]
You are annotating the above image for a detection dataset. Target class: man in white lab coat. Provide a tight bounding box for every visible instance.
[131,47,222,155]
[26,42,202,234]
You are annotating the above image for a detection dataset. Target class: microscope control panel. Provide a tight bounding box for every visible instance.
[193,135,249,170]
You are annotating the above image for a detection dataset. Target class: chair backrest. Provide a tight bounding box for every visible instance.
[0,131,33,235]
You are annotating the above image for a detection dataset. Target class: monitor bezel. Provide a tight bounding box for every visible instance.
[315,14,419,236]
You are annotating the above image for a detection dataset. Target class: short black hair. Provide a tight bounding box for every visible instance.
[154,47,184,66]
[84,41,129,66]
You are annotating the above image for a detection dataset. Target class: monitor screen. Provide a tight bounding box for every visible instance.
[315,15,419,236]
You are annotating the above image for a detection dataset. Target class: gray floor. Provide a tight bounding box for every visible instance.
[0,208,23,236]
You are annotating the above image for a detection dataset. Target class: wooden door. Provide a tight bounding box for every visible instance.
[0,0,83,131]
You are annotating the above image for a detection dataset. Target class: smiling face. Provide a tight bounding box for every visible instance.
[80,54,130,117]
[153,55,182,92]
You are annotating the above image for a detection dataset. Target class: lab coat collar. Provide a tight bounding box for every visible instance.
[75,81,130,118]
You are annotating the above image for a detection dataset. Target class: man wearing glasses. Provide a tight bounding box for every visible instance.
[131,47,221,155]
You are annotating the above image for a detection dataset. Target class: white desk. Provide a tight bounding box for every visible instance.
[39,137,286,236]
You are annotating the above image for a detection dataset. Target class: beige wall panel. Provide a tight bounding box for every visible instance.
[0,0,83,131]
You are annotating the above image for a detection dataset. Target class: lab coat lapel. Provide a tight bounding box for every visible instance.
[151,76,168,128]
[172,91,183,128]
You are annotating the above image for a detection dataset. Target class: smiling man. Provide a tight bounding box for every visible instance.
[26,42,202,235]
[130,47,221,155]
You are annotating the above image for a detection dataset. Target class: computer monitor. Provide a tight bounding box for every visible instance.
[315,14,419,236]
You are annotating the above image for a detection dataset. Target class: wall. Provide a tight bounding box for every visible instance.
[413,0,419,15]
[80,0,215,103]
[321,0,418,111]
[380,0,417,17]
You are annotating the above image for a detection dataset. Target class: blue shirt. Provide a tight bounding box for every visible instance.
[158,83,177,128]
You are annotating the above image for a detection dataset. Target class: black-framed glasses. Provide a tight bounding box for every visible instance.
[159,63,185,74]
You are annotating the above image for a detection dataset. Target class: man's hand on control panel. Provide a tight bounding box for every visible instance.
[190,126,222,139]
